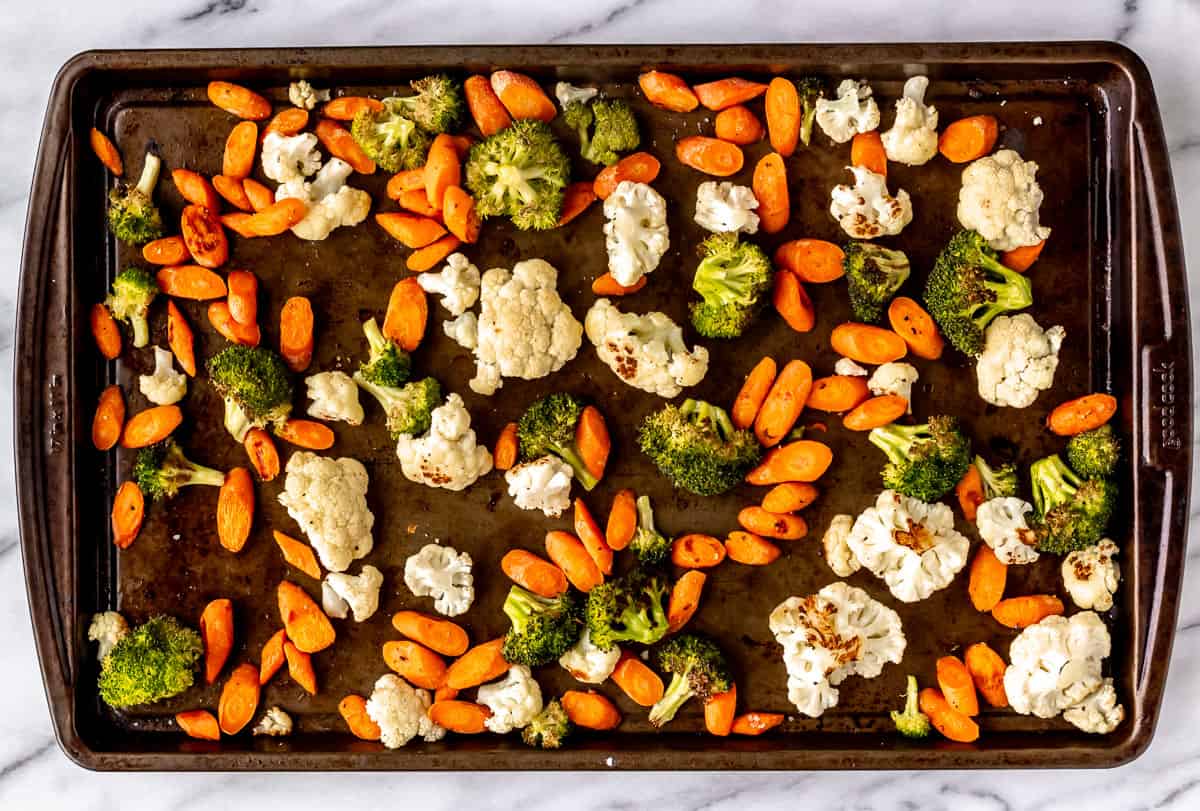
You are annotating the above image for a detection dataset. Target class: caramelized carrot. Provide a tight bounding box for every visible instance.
[611,652,665,707]
[339,694,383,740]
[91,385,125,451]
[176,709,220,741]
[200,598,235,684]
[805,375,870,413]
[386,168,427,199]
[493,422,519,470]
[605,489,638,551]
[444,638,508,690]
[275,419,335,450]
[314,118,375,174]
[575,405,610,483]
[90,128,123,175]
[143,235,191,266]
[938,115,999,163]
[830,322,907,364]
[671,533,727,569]
[732,356,777,430]
[407,234,461,272]
[638,71,700,112]
[111,481,144,549]
[737,507,807,541]
[936,655,980,717]
[919,688,980,743]
[545,530,604,592]
[218,663,261,735]
[259,629,287,685]
[754,359,813,447]
[442,186,481,243]
[593,152,661,199]
[180,205,229,269]
[430,700,492,734]
[991,595,1064,629]
[843,394,908,431]
[273,531,321,579]
[887,296,944,360]
[1001,239,1046,273]
[850,130,887,177]
[278,296,314,373]
[561,690,622,730]
[752,152,789,233]
[382,277,427,351]
[714,105,764,145]
[1047,394,1118,436]
[705,684,737,736]
[964,642,1009,708]
[765,77,801,156]
[216,467,253,553]
[558,181,598,226]
[956,464,985,522]
[489,71,556,122]
[762,483,818,513]
[244,428,281,481]
[382,639,447,690]
[391,611,470,658]
[207,81,271,120]
[263,106,309,137]
[322,96,384,120]
[772,270,816,333]
[172,169,221,211]
[464,75,513,136]
[730,712,784,736]
[424,134,461,209]
[163,301,197,376]
[396,188,441,217]
[277,580,336,653]
[694,77,768,110]
[242,198,308,236]
[226,269,258,326]
[675,136,744,176]
[283,640,317,695]
[725,530,782,564]
[569,498,612,576]
[121,405,183,448]
[221,212,255,237]
[242,178,274,212]
[222,121,258,179]
[746,440,834,485]
[668,570,707,633]
[591,272,647,296]
[208,301,261,347]
[774,239,846,283]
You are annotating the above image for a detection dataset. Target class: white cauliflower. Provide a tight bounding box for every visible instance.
[275,157,372,241]
[868,362,918,413]
[1062,678,1125,734]
[321,565,383,622]
[555,82,598,109]
[476,665,544,734]
[693,181,759,234]
[957,148,1052,251]
[976,497,1040,565]
[466,259,583,395]
[288,80,329,110]
[252,706,293,736]
[1004,611,1116,724]
[88,611,129,661]
[584,298,709,398]
[418,253,481,316]
[404,543,475,617]
[261,132,322,184]
[505,455,574,517]
[1063,539,1120,611]
[277,453,374,573]
[881,76,938,166]
[829,166,913,239]
[366,674,445,748]
[769,582,906,718]
[395,393,492,491]
[815,79,881,143]
[976,314,1064,407]
[558,628,621,684]
[846,490,970,603]
[821,514,861,577]
[305,370,364,426]
[443,312,479,350]
[139,346,187,406]
[834,357,869,377]
[603,181,670,287]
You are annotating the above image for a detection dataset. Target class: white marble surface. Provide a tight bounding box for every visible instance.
[3,0,1200,807]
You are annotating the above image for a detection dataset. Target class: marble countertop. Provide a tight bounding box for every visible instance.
[4,0,1200,807]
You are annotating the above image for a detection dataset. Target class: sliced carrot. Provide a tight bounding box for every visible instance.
[772,270,816,333]
[283,640,317,695]
[964,642,1009,708]
[264,106,309,137]
[314,118,375,174]
[774,239,846,283]
[715,105,764,145]
[850,130,887,177]
[493,422,519,470]
[91,385,125,451]
[407,234,461,272]
[1047,394,1118,436]
[277,580,336,653]
[442,185,481,243]
[208,301,261,347]
[545,530,604,592]
[444,638,508,690]
[244,428,281,481]
[396,188,442,217]
[761,483,818,513]
[163,301,197,377]
[242,178,274,212]
[207,81,271,120]
[737,507,807,541]
[464,75,513,136]
[991,595,1064,629]
[612,651,665,707]
[705,684,737,736]
[218,663,261,735]
[121,405,182,448]
[323,96,384,120]
[887,296,944,360]
[725,530,782,564]
[386,168,427,199]
[424,134,461,209]
[638,71,700,112]
[730,712,784,736]
[593,152,661,199]
[242,198,308,237]
[259,629,287,685]
[217,467,254,553]
[220,212,255,237]
[382,639,447,690]
[936,656,980,717]
[557,181,597,226]
[752,152,789,233]
[938,115,999,163]
[605,489,637,551]
[273,531,321,579]
[180,204,229,269]
[279,296,314,373]
[765,77,801,156]
[275,419,335,450]
[805,375,871,413]
[843,394,908,431]
[489,71,556,122]
[176,709,220,741]
[382,277,428,351]
[172,169,221,211]
[591,272,647,296]
[90,128,123,175]
[391,611,470,657]
[500,548,567,598]
[222,121,258,180]
[830,322,907,364]
[694,77,768,110]
[226,269,259,326]
[561,690,622,730]
[968,546,1008,613]
[919,688,980,743]
[430,700,492,734]
[746,440,834,485]
[143,235,191,266]
[574,498,613,576]
[671,533,727,569]
[338,694,383,740]
[732,357,778,430]
[447,135,474,159]
[675,136,744,176]
[1001,239,1046,273]
[667,571,707,633]
[110,481,144,549]
[200,598,235,684]
[754,359,813,447]
[956,464,985,522]
[575,405,610,483]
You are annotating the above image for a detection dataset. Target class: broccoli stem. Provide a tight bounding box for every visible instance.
[363,317,388,355]
[635,495,657,536]
[648,671,694,727]
[867,423,923,466]
[130,314,150,348]
[680,399,736,441]
[135,150,162,198]
[180,464,227,489]
[552,441,598,491]
[485,162,550,205]
[223,398,254,442]
[503,586,543,633]
[1030,455,1081,516]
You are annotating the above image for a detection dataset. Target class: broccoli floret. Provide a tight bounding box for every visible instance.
[648,633,732,727]
[517,393,599,490]
[868,416,972,502]
[350,102,432,172]
[464,119,570,230]
[797,78,824,147]
[631,495,670,566]
[843,242,911,323]
[974,454,1018,500]
[1030,454,1116,554]
[689,232,774,339]
[207,345,294,442]
[891,675,932,739]
[387,74,464,134]
[522,697,573,749]
[355,318,412,388]
[638,399,763,496]
[98,615,203,708]
[924,229,1034,356]
[501,585,583,667]
[355,374,441,439]
[134,439,225,501]
[1066,424,1121,479]
[107,146,164,245]
[105,267,159,348]
[563,97,640,166]
[585,569,670,651]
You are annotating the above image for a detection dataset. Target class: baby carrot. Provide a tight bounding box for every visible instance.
[226,269,258,326]
[737,507,807,541]
[338,694,383,740]
[850,130,887,177]
[222,121,258,179]
[242,178,274,212]
[887,296,944,360]
[493,422,519,470]
[754,359,812,447]
[732,356,778,430]
[561,690,622,730]
[382,278,427,352]
[591,272,646,296]
[752,152,789,233]
[424,134,461,209]
[91,385,125,451]
[675,136,744,176]
[121,405,183,448]
[180,204,229,269]
[396,189,441,216]
[386,168,427,199]
[805,375,871,413]
[936,655,980,717]
[273,531,322,579]
[772,270,816,333]
[208,301,261,347]
[605,489,638,551]
[244,428,281,481]
[175,709,220,741]
[843,394,908,431]
[314,118,375,174]
[693,77,768,110]
[968,546,1007,612]
[323,96,384,120]
[90,128,123,175]
[207,81,271,120]
[490,71,556,122]
[611,651,665,707]
[775,239,846,283]
[110,481,144,549]
[263,106,309,137]
[1047,393,1118,436]
[275,419,335,450]
[430,700,492,734]
[242,198,308,236]
[745,440,834,485]
[172,169,221,211]
[407,234,461,273]
[638,70,700,112]
[715,105,764,145]
[991,595,1064,629]
[216,467,253,554]
[464,75,512,136]
[218,663,261,735]
[730,712,784,736]
[283,640,317,695]
[545,530,604,592]
[594,152,661,199]
[501,549,568,598]
[667,571,706,633]
[142,235,191,266]
[762,482,818,513]
[277,580,336,653]
[919,688,980,743]
[442,186,480,243]
[382,639,447,690]
[444,638,508,690]
[671,533,727,569]
[1001,239,1046,272]
[964,643,1009,708]
[163,301,197,377]
[200,598,235,684]
[574,498,613,576]
[90,303,122,360]
[725,530,782,565]
[956,463,985,521]
[156,266,227,300]
[765,77,801,156]
[938,115,999,163]
[575,405,610,483]
[705,684,737,736]
[279,296,314,373]
[830,322,907,364]
[259,629,287,685]
[391,611,470,658]
[558,181,597,226]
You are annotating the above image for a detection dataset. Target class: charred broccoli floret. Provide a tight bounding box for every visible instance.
[891,675,932,739]
[648,633,732,727]
[464,119,570,230]
[105,267,159,348]
[638,399,763,496]
[350,101,432,172]
[585,569,671,651]
[350,318,438,438]
[387,74,464,134]
[134,439,225,501]
[517,393,600,490]
[522,697,573,749]
[843,241,911,323]
[98,615,203,708]
[689,232,774,339]
[207,345,294,442]
[562,97,640,165]
[1066,424,1121,479]
[107,145,164,245]
[631,495,670,566]
[354,318,412,388]
[974,454,1018,500]
[797,77,824,147]
[501,585,583,667]
[868,416,972,502]
[1030,454,1116,554]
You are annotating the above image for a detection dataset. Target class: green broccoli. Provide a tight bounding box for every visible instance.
[868,416,972,502]
[631,495,670,566]
[350,102,432,172]
[689,232,774,339]
[1066,424,1121,479]
[464,119,570,230]
[501,585,583,667]
[98,615,203,708]
[522,697,572,749]
[207,345,294,442]
[923,229,1034,356]
[105,267,159,348]
[891,675,932,739]
[563,97,640,165]
[797,77,824,147]
[517,393,600,490]
[355,374,441,439]
[134,439,225,501]
[843,242,911,323]
[586,569,671,651]
[1030,454,1116,554]
[107,146,164,245]
[387,74,464,134]
[648,633,732,727]
[974,454,1018,500]
[355,318,412,388]
[638,399,763,496]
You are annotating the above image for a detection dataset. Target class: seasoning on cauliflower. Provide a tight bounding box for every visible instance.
[417,253,481,316]
[957,148,1052,251]
[88,611,129,661]
[976,497,1040,565]
[820,514,861,577]
[395,392,493,490]
[305,370,364,425]
[585,298,709,398]
[139,346,187,406]
[868,362,918,413]
[604,181,670,287]
[558,627,621,684]
[321,565,383,622]
[880,76,938,166]
[252,706,293,736]
[288,80,329,110]
[1062,678,1125,734]
[976,313,1064,408]
[505,455,574,517]
[830,166,913,239]
[1062,539,1120,611]
[693,181,760,234]
[477,665,544,734]
[277,452,374,573]
[815,79,881,143]
[769,582,906,718]
[366,673,445,748]
[261,132,323,184]
[846,490,970,602]
[404,543,475,617]
[834,357,869,377]
[275,156,372,241]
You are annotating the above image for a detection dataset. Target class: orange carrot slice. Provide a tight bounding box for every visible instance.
[693,77,768,110]
[737,507,807,540]
[745,440,834,485]
[830,322,907,364]
[338,694,382,740]
[805,375,871,413]
[217,467,253,553]
[936,655,980,717]
[545,530,604,592]
[611,652,665,707]
[156,266,227,300]
[275,419,335,450]
[732,357,777,430]
[667,571,706,633]
[383,639,447,690]
[762,482,819,513]
[244,428,280,481]
[850,130,887,176]
[464,75,513,136]
[382,277,427,351]
[111,481,144,549]
[638,71,700,112]
[200,598,235,685]
[765,77,801,156]
[843,394,908,431]
[772,270,816,333]
[715,105,764,145]
[752,152,789,233]
[1047,394,1118,436]
[774,239,846,283]
[273,531,321,579]
[444,638,508,690]
[675,136,744,176]
[605,489,637,551]
[705,684,737,736]
[90,128,123,175]
[91,385,125,451]
[489,71,556,122]
[725,530,782,565]
[218,663,261,735]
[277,580,336,653]
[176,709,220,741]
[121,405,183,448]
[938,115,999,163]
[887,296,944,360]
[283,640,317,695]
[429,700,492,734]
[991,595,1064,629]
[493,422,519,470]
[671,533,727,569]
[391,611,470,658]
[964,643,1009,708]
[919,688,980,743]
[207,81,271,120]
[561,690,622,730]
[754,359,813,447]
[259,629,287,685]
[593,152,661,199]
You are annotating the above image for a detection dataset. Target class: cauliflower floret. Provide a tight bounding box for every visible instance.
[252,706,293,736]
[505,455,574,517]
[395,392,493,491]
[288,80,329,110]
[846,490,970,603]
[558,627,621,684]
[1004,611,1112,720]
[830,166,913,239]
[693,181,760,234]
[139,346,187,406]
[868,362,918,413]
[261,132,322,184]
[555,82,598,109]
[274,157,372,241]
[404,543,474,617]
[881,76,938,166]
[834,357,869,377]
[88,611,129,661]
[321,565,383,622]
[584,298,709,398]
[957,148,1052,251]
[976,314,1065,408]
[976,497,1040,565]
[603,181,670,287]
[476,665,544,734]
[466,260,583,395]
[278,453,374,573]
[305,370,364,426]
[769,582,906,718]
[366,674,445,748]
[418,253,481,316]
[820,515,861,577]
[1062,678,1125,734]
[815,79,881,143]
[443,312,479,350]
[1063,539,1120,611]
